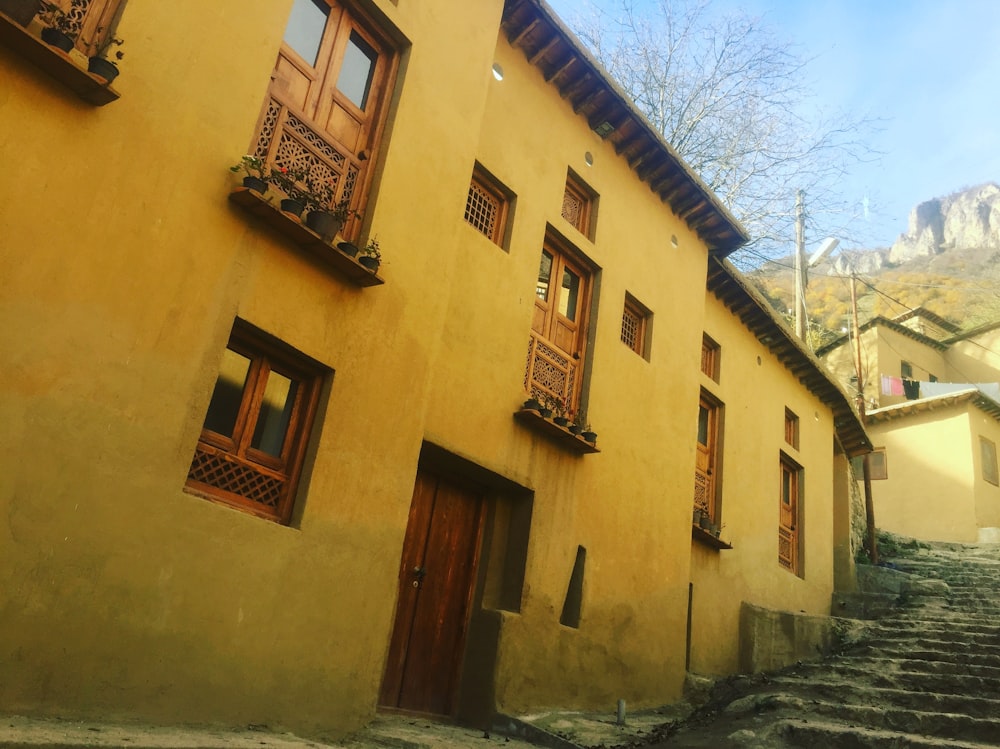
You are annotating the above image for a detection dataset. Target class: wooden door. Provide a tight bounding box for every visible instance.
[379,471,485,716]
[779,459,799,571]
[527,241,592,410]
[694,394,718,520]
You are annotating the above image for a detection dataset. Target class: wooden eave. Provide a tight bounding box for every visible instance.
[815,316,950,358]
[867,389,1000,424]
[891,307,960,333]
[706,258,872,457]
[501,0,748,256]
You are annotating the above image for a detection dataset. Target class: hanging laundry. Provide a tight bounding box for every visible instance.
[902,379,920,399]
[881,375,904,396]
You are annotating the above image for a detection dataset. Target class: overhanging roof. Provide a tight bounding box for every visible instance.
[815,316,949,358]
[707,258,871,457]
[867,388,1000,424]
[500,0,749,256]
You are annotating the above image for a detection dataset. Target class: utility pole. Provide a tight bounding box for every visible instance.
[794,190,807,340]
[850,271,879,564]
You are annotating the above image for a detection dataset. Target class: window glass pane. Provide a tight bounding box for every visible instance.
[251,371,299,457]
[536,251,553,301]
[782,467,792,504]
[697,405,709,446]
[204,349,251,437]
[284,0,329,67]
[336,31,378,109]
[559,267,580,320]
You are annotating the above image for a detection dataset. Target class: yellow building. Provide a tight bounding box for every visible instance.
[819,310,1000,542]
[1,0,867,739]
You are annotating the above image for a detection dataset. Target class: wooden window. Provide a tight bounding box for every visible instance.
[621,293,651,358]
[701,334,720,381]
[852,449,887,480]
[525,234,594,415]
[779,454,803,575]
[900,360,913,379]
[185,320,326,524]
[561,171,596,238]
[464,165,510,247]
[32,0,126,57]
[248,0,399,239]
[694,391,722,525]
[981,438,999,486]
[784,408,799,449]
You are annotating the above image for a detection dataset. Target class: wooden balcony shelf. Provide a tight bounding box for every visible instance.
[229,188,384,287]
[514,409,600,454]
[0,13,120,105]
[692,524,733,550]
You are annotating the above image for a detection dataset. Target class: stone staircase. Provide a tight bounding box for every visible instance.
[659,537,1000,748]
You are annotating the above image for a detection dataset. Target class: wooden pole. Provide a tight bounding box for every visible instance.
[794,190,807,340]
[850,272,879,564]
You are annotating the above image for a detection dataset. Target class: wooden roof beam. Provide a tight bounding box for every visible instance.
[528,35,561,65]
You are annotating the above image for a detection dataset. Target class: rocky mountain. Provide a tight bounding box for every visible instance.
[750,183,1000,346]
[889,182,1000,264]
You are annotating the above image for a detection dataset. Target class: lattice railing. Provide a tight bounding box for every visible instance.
[524,332,578,408]
[253,96,362,231]
[187,443,286,514]
[778,526,795,570]
[693,470,711,515]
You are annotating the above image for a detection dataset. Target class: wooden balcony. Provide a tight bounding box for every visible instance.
[514,408,599,455]
[229,188,383,287]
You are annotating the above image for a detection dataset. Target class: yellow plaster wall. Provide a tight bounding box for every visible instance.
[946,329,1000,384]
[874,329,947,407]
[688,294,838,676]
[0,0,509,737]
[864,407,978,542]
[0,0,843,736]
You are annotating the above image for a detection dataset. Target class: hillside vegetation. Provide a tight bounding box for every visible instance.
[747,184,1000,348]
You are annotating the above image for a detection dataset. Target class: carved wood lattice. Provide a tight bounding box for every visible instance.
[693,470,710,515]
[188,444,285,512]
[253,97,361,218]
[778,526,795,570]
[524,332,577,408]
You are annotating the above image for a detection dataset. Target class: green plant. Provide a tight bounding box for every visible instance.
[362,236,381,261]
[85,26,123,60]
[230,155,268,180]
[38,1,77,37]
[303,174,336,213]
[268,164,310,202]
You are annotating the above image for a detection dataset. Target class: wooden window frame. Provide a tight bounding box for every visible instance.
[463,164,511,248]
[701,334,720,382]
[246,0,400,241]
[694,389,724,526]
[981,437,999,487]
[620,293,651,359]
[784,408,799,449]
[185,320,327,525]
[561,169,597,240]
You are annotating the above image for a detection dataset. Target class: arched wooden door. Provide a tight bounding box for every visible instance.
[379,471,485,716]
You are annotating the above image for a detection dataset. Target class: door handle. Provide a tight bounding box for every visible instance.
[412,566,427,581]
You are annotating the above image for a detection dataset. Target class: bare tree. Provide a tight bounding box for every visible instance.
[569,0,880,267]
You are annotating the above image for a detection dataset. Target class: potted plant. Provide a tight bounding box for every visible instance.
[693,508,703,526]
[85,28,123,83]
[522,395,543,412]
[359,236,381,271]
[230,155,269,194]
[268,164,310,217]
[581,425,597,444]
[552,397,570,427]
[0,0,43,27]
[38,1,77,52]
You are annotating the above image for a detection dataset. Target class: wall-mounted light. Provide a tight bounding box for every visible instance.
[593,121,614,138]
[491,63,504,81]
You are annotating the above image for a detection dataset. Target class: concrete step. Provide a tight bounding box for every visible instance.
[776,718,999,749]
[725,692,1000,744]
[798,661,1000,695]
[765,677,1000,719]
[840,653,1000,680]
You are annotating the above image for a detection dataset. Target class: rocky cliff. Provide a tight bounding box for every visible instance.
[889,182,1000,263]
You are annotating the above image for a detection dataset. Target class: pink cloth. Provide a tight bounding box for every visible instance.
[881,375,904,396]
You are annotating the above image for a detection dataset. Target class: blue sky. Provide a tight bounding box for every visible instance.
[545,0,1000,249]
